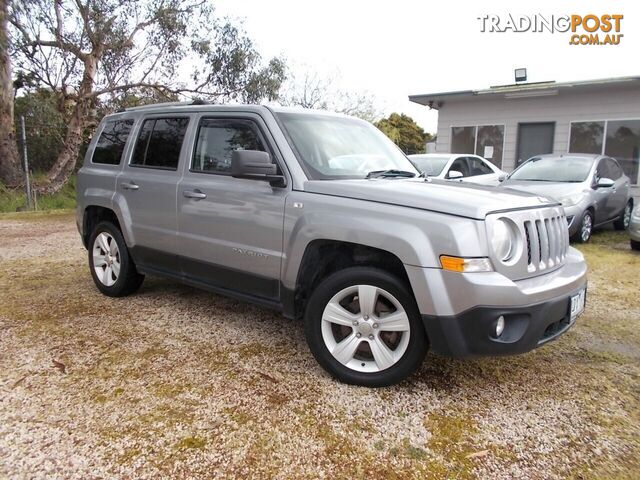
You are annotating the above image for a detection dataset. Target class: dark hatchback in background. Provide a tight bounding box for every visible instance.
[502,154,633,243]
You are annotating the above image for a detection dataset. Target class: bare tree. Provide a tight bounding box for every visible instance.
[5,0,285,193]
[0,0,22,186]
[281,67,381,122]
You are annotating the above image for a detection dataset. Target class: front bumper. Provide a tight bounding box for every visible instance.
[405,247,588,357]
[421,285,585,357]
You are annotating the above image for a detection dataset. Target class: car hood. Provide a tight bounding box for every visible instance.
[303,178,558,219]
[501,180,587,200]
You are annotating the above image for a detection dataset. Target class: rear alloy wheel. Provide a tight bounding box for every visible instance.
[614,201,633,230]
[304,267,427,387]
[88,221,144,297]
[572,211,593,243]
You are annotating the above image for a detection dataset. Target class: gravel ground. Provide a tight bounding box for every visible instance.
[1,210,638,479]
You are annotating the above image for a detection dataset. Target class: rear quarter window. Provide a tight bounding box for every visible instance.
[92,120,134,165]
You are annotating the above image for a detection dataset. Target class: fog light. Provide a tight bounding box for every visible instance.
[495,316,505,337]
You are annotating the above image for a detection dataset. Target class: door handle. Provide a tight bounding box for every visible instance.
[121,182,139,191]
[183,189,207,200]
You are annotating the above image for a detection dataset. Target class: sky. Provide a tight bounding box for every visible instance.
[214,0,640,133]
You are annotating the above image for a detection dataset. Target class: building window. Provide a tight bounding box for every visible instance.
[569,121,605,154]
[476,125,504,168]
[451,127,475,155]
[568,119,640,184]
[605,119,640,184]
[450,125,504,167]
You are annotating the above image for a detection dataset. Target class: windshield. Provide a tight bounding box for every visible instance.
[409,156,449,176]
[275,112,419,179]
[509,157,594,182]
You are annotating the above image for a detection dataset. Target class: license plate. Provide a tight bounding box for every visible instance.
[570,289,586,321]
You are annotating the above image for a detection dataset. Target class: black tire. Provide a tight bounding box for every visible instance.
[571,210,593,243]
[304,267,427,387]
[88,221,144,297]
[631,239,640,251]
[614,200,633,230]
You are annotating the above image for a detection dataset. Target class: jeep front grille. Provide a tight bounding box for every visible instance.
[486,205,568,280]
[523,214,569,273]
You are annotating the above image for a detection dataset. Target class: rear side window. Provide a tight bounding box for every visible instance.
[191,118,267,174]
[92,120,133,165]
[131,117,190,170]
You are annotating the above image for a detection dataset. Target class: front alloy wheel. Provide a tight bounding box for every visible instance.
[572,211,593,243]
[321,285,411,373]
[614,201,633,230]
[305,267,427,387]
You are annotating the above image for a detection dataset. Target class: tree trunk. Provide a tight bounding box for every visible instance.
[0,0,22,187]
[40,55,98,194]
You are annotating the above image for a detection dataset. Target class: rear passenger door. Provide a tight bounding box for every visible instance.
[116,115,191,272]
[176,113,288,301]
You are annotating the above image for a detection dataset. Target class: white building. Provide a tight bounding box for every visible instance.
[410,76,640,191]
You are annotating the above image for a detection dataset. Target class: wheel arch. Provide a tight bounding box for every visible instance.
[288,239,418,321]
[82,205,123,248]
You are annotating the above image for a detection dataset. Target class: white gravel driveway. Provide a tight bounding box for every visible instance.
[1,211,638,479]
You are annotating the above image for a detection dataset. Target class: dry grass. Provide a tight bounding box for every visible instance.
[0,213,638,479]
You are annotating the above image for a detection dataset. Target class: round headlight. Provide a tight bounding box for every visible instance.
[491,219,516,262]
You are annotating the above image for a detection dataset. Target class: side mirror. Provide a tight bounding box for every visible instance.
[498,174,507,182]
[596,177,615,189]
[231,150,286,187]
[448,170,463,180]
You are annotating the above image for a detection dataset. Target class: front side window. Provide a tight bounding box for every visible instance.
[92,120,133,165]
[603,158,622,180]
[595,159,610,182]
[448,157,469,178]
[131,117,190,170]
[192,119,267,174]
[467,157,494,175]
[276,112,417,179]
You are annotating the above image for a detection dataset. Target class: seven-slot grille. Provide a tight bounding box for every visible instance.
[523,213,569,273]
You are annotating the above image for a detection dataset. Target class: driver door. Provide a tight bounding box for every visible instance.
[176,113,288,301]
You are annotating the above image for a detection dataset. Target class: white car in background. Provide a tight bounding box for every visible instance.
[408,153,506,186]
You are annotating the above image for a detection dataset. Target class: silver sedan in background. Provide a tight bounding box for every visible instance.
[630,205,640,251]
[502,154,633,243]
[408,153,505,185]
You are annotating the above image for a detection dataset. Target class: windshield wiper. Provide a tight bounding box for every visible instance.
[366,169,417,179]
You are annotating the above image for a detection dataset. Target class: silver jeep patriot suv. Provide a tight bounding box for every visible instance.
[77,103,587,387]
